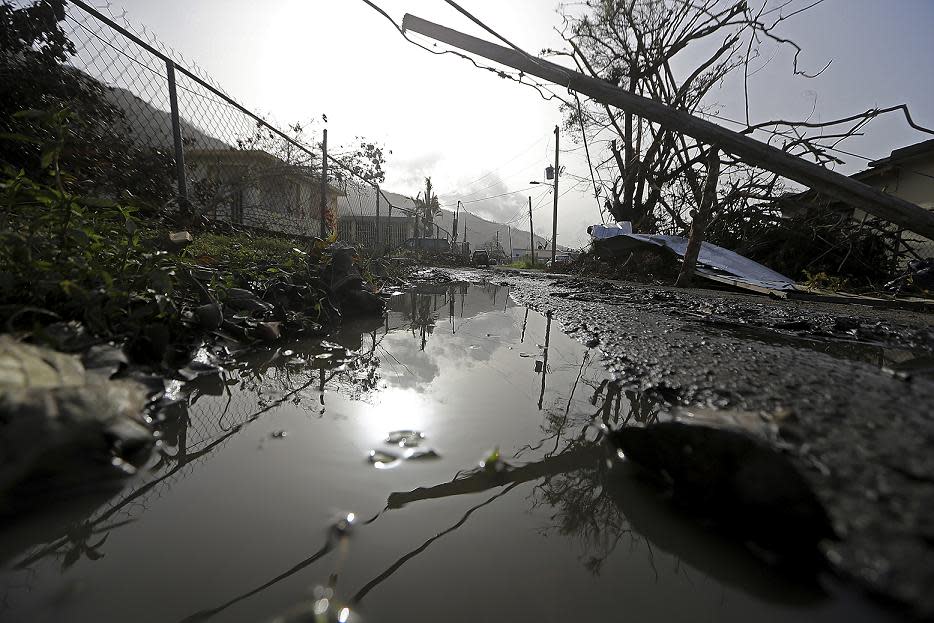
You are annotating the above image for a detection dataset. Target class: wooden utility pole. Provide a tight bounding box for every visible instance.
[529,196,535,266]
[508,225,512,258]
[552,124,559,265]
[319,128,328,239]
[676,146,720,287]
[401,14,934,241]
[387,203,393,250]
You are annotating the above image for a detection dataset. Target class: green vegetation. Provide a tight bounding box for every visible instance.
[506,256,544,270]
[0,0,386,361]
[803,270,849,293]
[0,106,180,343]
[185,232,308,273]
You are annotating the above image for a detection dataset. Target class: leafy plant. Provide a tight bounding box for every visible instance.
[803,270,848,293]
[0,108,178,344]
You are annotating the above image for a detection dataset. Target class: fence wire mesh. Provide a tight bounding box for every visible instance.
[57,0,392,244]
[4,0,463,255]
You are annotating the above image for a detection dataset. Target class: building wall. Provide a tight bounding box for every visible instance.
[853,157,934,263]
[187,156,339,238]
[337,216,415,249]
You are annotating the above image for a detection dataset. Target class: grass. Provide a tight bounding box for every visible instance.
[506,257,545,270]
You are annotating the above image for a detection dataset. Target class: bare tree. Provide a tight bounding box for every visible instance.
[550,0,932,252]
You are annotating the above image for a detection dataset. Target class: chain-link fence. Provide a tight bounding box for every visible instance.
[56,0,440,247]
[4,0,470,257]
[61,0,334,238]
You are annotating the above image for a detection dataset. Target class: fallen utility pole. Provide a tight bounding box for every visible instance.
[401,14,934,241]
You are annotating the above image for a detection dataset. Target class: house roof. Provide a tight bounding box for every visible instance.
[336,184,417,219]
[781,138,934,209]
[868,138,934,168]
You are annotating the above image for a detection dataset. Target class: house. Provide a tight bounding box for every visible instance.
[782,138,934,263]
[187,149,344,237]
[336,184,418,249]
[104,84,345,237]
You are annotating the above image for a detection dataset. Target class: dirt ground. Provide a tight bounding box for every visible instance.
[434,266,934,617]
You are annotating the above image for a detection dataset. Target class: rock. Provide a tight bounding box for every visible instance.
[254,321,282,342]
[340,289,385,317]
[82,343,129,380]
[322,245,364,293]
[0,337,153,513]
[194,303,223,330]
[610,415,834,561]
[226,288,273,314]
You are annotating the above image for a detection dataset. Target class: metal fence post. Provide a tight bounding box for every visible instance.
[387,203,392,252]
[375,185,381,249]
[165,60,188,207]
[320,128,328,239]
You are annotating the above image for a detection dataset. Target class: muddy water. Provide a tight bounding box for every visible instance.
[0,283,894,622]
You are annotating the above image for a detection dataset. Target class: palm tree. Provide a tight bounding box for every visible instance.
[415,177,441,237]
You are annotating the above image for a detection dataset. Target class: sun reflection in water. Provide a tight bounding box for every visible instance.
[357,387,430,446]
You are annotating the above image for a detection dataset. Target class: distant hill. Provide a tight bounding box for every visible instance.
[102,85,230,151]
[435,208,560,253]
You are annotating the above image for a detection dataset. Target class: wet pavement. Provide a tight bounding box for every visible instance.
[0,281,905,622]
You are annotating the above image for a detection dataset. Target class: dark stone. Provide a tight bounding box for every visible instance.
[225,288,273,314]
[340,289,385,317]
[194,303,223,330]
[322,245,365,293]
[610,421,834,561]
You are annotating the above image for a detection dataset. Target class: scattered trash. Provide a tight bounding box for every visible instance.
[368,449,400,469]
[330,512,356,537]
[168,231,193,247]
[177,361,221,381]
[587,221,632,239]
[479,446,509,474]
[385,429,426,447]
[0,337,153,513]
[404,447,441,460]
[594,234,796,291]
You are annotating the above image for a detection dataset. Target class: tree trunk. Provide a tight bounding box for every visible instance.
[676,146,720,288]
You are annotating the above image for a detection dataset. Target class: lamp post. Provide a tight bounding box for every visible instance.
[453,200,462,252]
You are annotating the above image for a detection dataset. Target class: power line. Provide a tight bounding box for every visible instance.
[439,184,543,207]
[445,157,546,201]
[447,132,548,193]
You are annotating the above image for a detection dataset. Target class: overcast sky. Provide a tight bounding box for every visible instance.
[85,0,934,248]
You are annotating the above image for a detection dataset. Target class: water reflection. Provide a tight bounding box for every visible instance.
[0,282,893,623]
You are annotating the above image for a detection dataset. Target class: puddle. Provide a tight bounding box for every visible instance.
[0,283,896,622]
